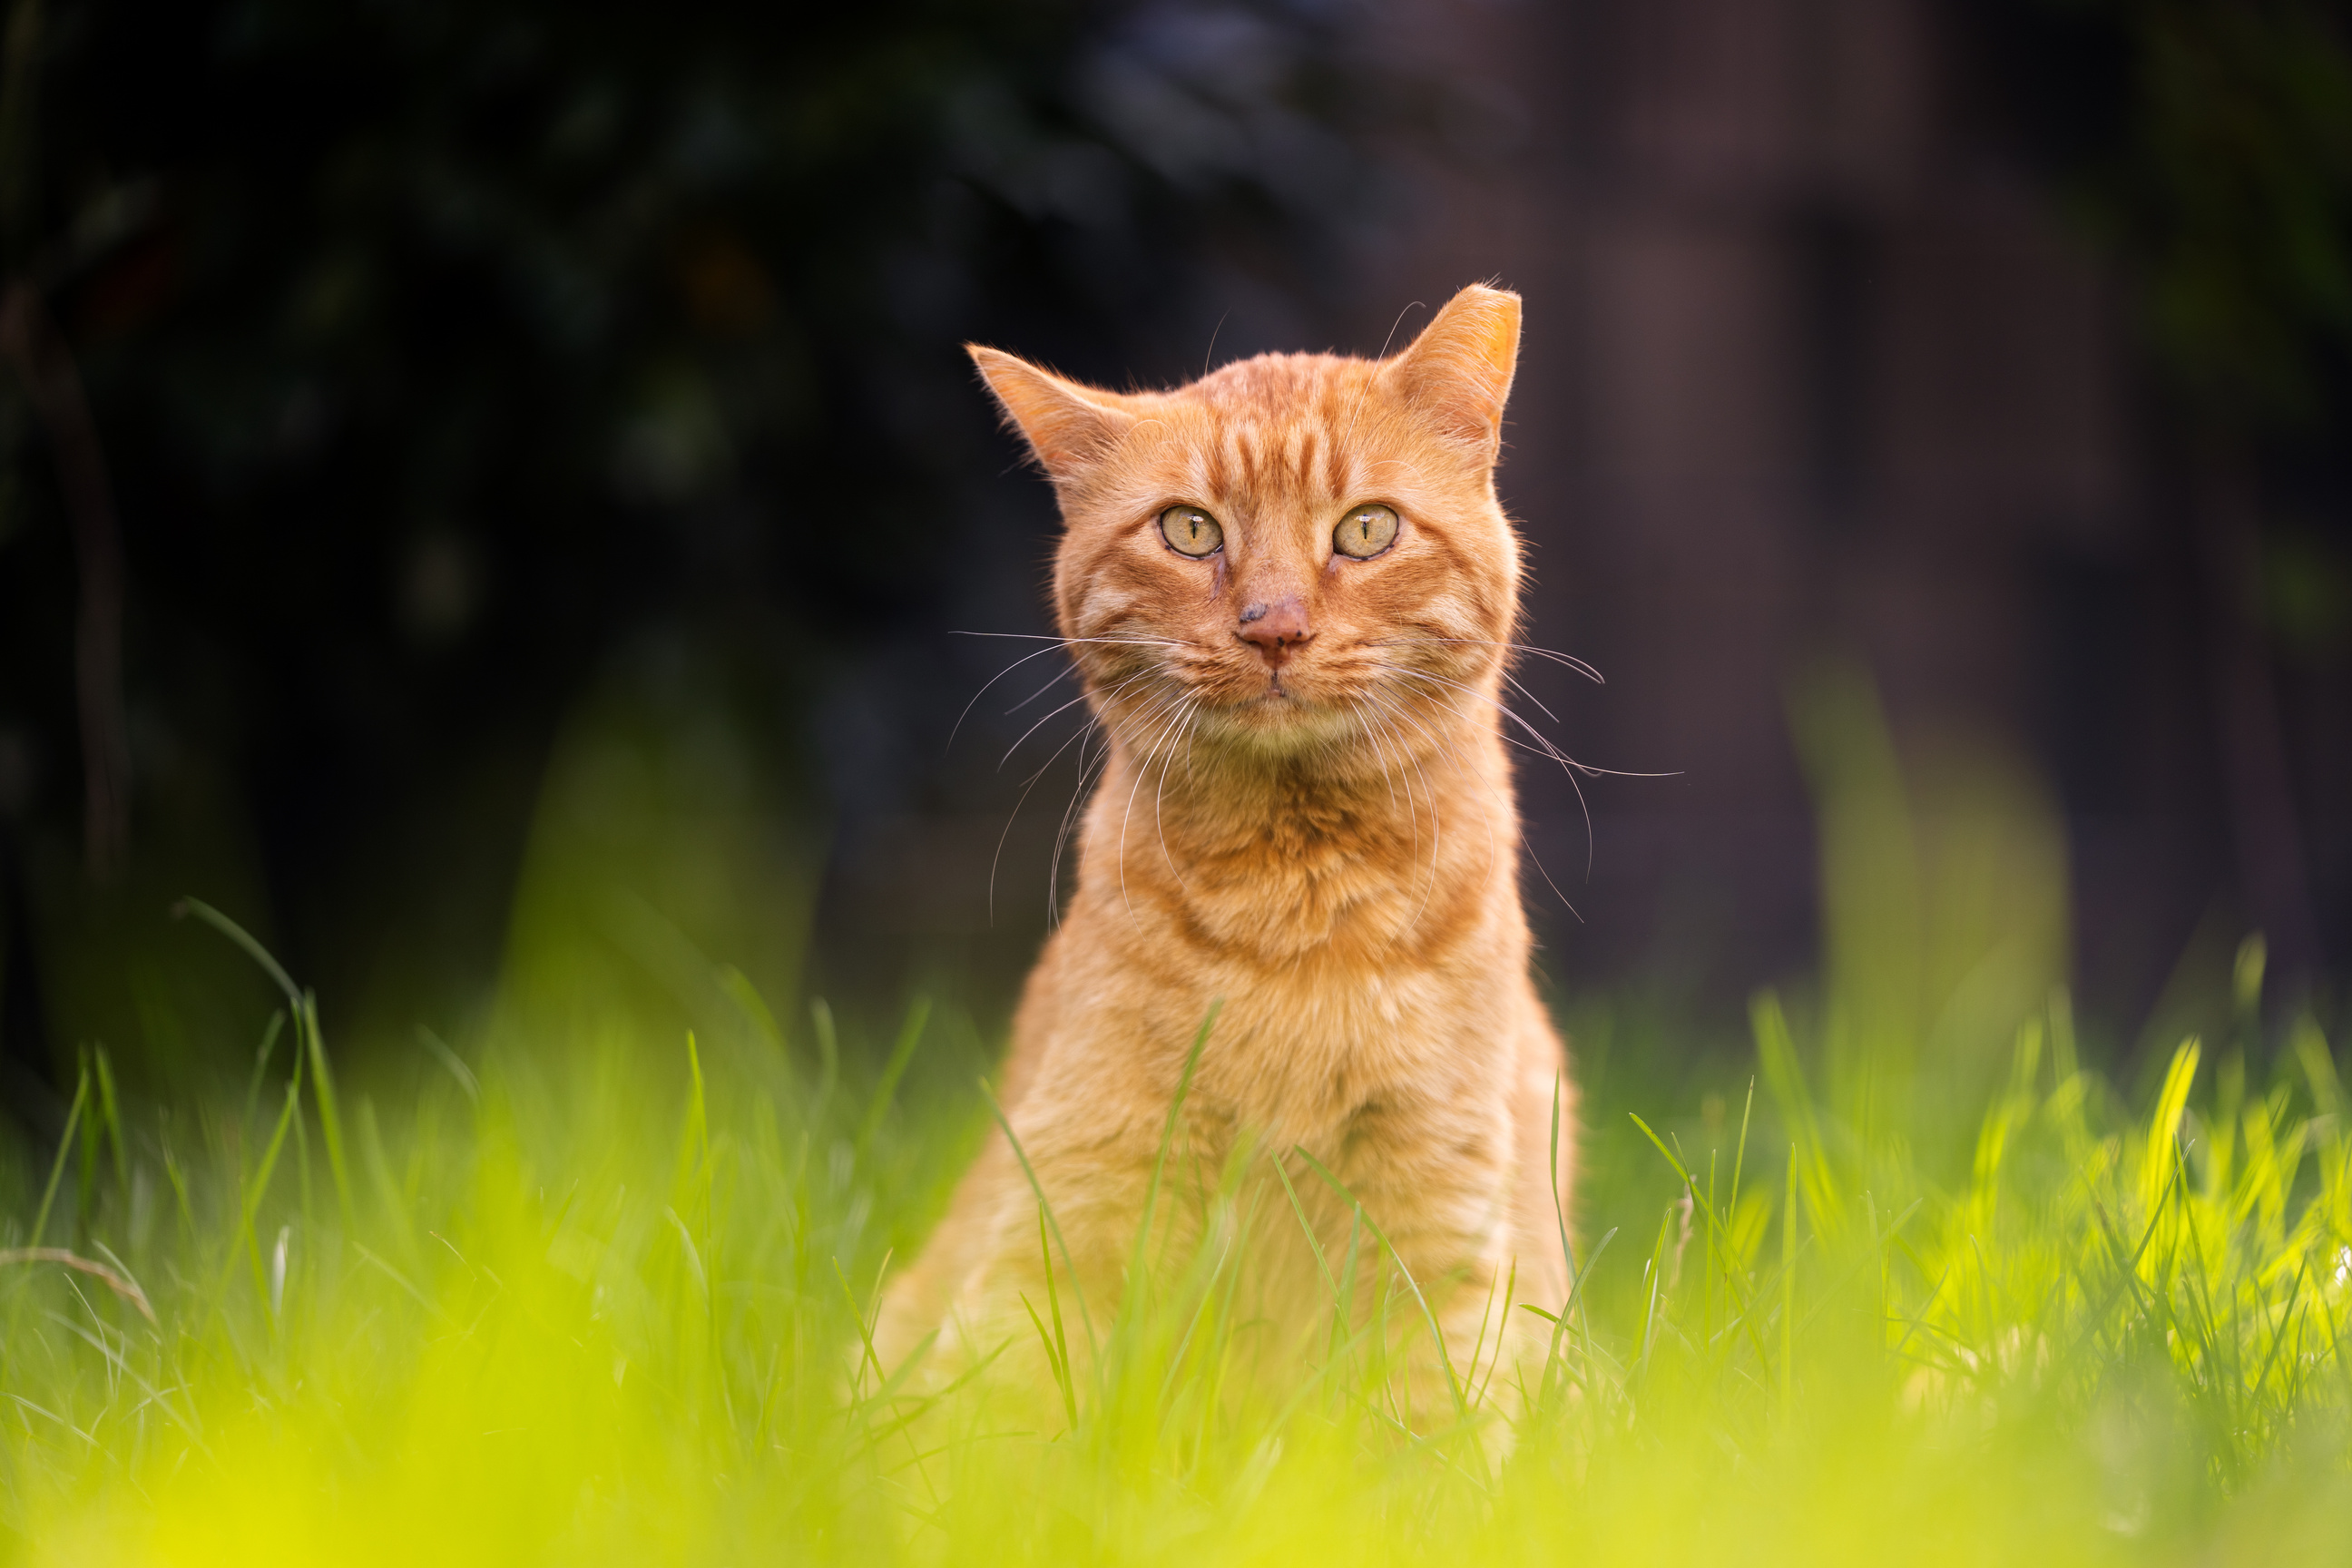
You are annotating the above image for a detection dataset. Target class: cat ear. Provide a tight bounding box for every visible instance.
[968,346,1138,476]
[1386,284,1522,450]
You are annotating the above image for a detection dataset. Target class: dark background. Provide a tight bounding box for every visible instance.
[0,0,2346,1107]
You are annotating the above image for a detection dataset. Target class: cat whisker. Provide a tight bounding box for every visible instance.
[1114,686,1194,893]
[1361,635,1569,722]
[1353,695,1423,918]
[1006,671,1152,789]
[1519,828,1583,923]
[1352,685,1447,941]
[1371,662,1579,768]
[1377,665,1594,864]
[1002,687,1106,771]
[1370,636,1606,686]
[1368,684,1580,922]
[1003,661,1080,717]
[1352,694,1429,945]
[1383,710,1428,885]
[1371,662,1672,783]
[992,709,1104,925]
[1370,692,1446,942]
[1372,671,1597,898]
[1154,700,1202,894]
[946,633,1178,753]
[1344,695,1402,818]
[1004,665,1160,772]
[1092,686,1190,926]
[948,640,1079,755]
[1338,299,1423,456]
[1100,678,1189,753]
[1497,670,1560,725]
[950,631,1183,646]
[1118,689,1198,929]
[1046,715,1123,929]
[997,671,1171,926]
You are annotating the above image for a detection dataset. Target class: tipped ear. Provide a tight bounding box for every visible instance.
[1386,285,1521,449]
[968,346,1137,475]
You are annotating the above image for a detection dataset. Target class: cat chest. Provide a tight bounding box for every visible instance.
[1067,949,1524,1149]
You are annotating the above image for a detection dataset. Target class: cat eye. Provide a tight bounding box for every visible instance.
[1159,505,1224,557]
[1333,503,1399,559]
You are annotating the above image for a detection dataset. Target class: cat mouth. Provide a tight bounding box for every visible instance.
[1240,674,1322,717]
[1254,671,1309,706]
[1202,677,1299,716]
[1194,662,1324,714]
[1195,675,1357,750]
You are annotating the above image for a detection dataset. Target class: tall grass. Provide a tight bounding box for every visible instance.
[0,903,2345,1564]
[1,681,2346,1563]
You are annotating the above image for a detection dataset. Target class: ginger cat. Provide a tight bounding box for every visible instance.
[877,285,1574,1418]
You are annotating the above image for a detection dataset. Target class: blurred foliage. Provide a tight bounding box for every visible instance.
[1984,0,2352,997]
[1993,0,2352,428]
[0,0,1390,1086]
[2264,517,2352,655]
[494,640,819,1055]
[0,792,2344,1561]
[1788,664,2072,1155]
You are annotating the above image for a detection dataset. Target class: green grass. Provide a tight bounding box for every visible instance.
[0,679,2346,1564]
[0,898,2347,1566]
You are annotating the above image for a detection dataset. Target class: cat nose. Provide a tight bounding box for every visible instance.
[1236,596,1314,667]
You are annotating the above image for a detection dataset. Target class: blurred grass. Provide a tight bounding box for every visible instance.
[0,678,2347,1563]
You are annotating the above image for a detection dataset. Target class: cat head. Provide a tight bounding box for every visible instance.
[973,285,1524,762]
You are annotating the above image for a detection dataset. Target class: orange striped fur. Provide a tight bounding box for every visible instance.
[877,286,1574,1415]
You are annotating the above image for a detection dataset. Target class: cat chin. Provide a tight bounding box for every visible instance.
[1192,695,1359,758]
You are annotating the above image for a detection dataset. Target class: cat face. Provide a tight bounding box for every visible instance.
[975,286,1524,763]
